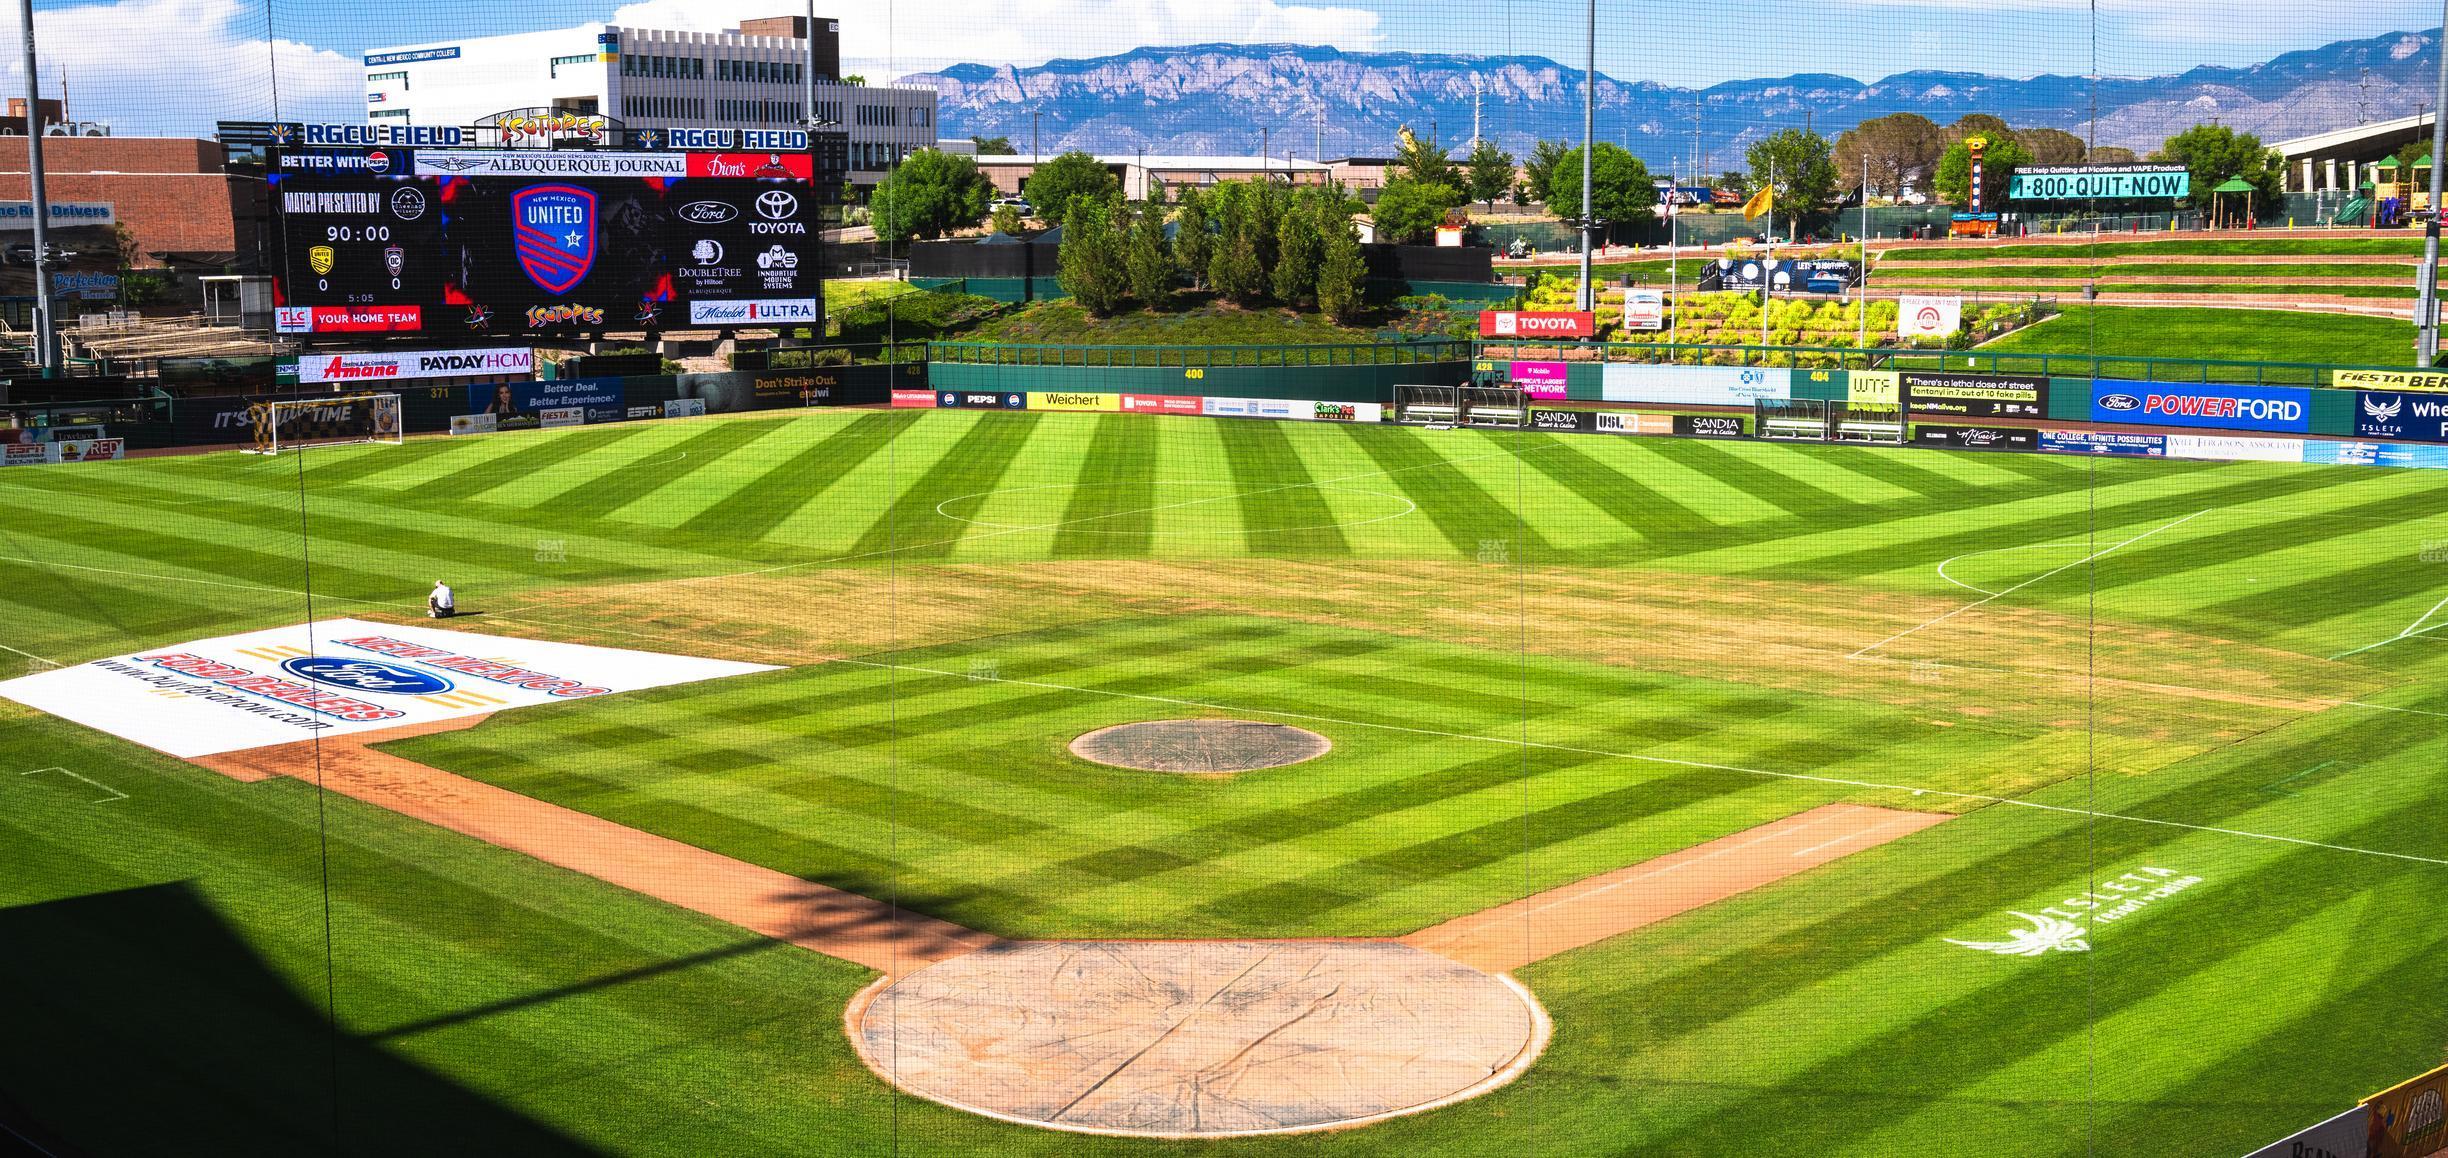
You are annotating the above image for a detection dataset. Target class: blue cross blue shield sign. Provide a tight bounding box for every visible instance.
[513,184,597,296]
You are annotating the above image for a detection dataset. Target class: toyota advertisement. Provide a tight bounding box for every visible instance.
[270,148,821,334]
[2089,379,2311,433]
[1480,311,1596,339]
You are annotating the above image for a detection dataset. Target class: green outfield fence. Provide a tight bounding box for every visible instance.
[925,338,1475,402]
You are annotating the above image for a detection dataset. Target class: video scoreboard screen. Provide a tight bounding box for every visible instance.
[269,148,823,335]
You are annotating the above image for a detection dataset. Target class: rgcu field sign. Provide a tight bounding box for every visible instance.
[1481,310,1596,339]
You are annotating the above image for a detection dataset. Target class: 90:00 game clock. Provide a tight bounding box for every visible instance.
[269,147,824,335]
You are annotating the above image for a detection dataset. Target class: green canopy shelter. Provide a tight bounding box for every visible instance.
[2211,177,2258,228]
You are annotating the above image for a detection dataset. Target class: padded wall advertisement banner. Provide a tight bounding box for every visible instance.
[1601,364,1788,406]
[2353,391,2448,442]
[2090,379,2311,433]
[1902,372,2046,419]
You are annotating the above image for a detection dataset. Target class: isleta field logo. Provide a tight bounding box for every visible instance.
[1946,866,2204,957]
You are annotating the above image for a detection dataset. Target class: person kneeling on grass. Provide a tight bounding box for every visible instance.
[429,580,456,619]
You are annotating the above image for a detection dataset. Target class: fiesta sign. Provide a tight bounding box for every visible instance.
[1480,310,1596,339]
[2090,378,2310,433]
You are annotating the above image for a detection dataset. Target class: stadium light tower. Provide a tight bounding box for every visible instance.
[2423,0,2448,365]
[18,0,55,374]
[1575,0,1595,312]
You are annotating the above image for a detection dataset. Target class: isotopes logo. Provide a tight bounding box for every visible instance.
[280,656,454,695]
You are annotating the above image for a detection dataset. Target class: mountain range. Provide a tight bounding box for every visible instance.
[896,30,2444,168]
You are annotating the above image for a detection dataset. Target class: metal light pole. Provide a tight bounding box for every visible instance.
[19,0,54,373]
[802,0,817,125]
[1859,153,1870,354]
[1669,158,1679,347]
[1575,0,1595,312]
[2423,0,2448,364]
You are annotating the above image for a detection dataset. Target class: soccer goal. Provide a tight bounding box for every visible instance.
[247,393,404,454]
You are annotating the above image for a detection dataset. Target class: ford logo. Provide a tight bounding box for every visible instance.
[679,200,739,224]
[2099,393,2141,411]
[280,656,453,695]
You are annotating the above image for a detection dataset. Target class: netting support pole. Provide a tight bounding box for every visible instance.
[18,0,55,375]
[2422,0,2448,366]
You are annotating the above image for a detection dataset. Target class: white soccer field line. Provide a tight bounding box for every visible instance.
[1849,509,2211,659]
[2331,591,2448,660]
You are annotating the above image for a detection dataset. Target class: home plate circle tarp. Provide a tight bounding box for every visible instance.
[0,618,777,757]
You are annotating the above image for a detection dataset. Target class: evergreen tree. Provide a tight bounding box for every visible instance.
[1056,196,1128,315]
[1126,201,1173,307]
[1316,202,1368,323]
[1173,189,1212,288]
[1272,191,1324,307]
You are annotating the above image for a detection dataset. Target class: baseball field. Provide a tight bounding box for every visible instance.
[6,406,2448,1154]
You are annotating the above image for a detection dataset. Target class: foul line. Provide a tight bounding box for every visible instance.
[19,766,128,803]
[1850,510,2210,658]
[807,657,2448,870]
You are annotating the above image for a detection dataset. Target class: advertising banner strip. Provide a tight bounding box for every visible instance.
[1530,408,1595,432]
[1848,370,1901,406]
[2090,378,2311,433]
[295,346,534,385]
[2040,429,2167,457]
[2303,441,2448,469]
[1026,392,1121,413]
[937,391,1028,410]
[1600,364,1789,406]
[0,617,777,758]
[891,389,939,408]
[2354,390,2448,442]
[1914,425,2038,451]
[1120,394,1202,415]
[412,150,689,177]
[2336,369,2448,393]
[2164,435,2304,463]
[1901,371,2046,419]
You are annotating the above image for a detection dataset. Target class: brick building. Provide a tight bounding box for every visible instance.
[0,137,263,269]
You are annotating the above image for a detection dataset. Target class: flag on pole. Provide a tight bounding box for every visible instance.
[1742,184,1774,221]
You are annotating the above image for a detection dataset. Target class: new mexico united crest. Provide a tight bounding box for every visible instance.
[512,183,597,296]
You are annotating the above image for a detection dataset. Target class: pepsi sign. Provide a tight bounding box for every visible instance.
[280,656,454,695]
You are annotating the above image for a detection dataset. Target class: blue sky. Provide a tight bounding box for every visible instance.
[5,0,2441,135]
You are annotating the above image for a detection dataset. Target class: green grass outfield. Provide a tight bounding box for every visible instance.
[7,408,2448,1155]
[1982,304,2416,365]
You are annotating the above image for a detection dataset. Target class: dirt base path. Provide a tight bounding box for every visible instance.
[195,720,1000,976]
[1403,804,1949,972]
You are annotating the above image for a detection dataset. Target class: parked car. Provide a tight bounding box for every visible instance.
[988,196,1035,216]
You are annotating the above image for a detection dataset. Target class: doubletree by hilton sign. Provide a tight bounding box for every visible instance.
[2008,164,2192,201]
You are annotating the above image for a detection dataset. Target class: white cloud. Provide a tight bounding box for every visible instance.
[606,0,1384,75]
[0,0,357,136]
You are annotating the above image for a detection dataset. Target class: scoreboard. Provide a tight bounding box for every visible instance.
[269,148,824,335]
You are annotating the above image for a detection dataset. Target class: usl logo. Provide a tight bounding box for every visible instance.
[280,656,453,696]
[512,184,597,295]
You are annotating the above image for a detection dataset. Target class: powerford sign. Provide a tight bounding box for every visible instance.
[294,347,534,384]
[2355,391,2448,442]
[2090,379,2310,433]
[1480,310,1596,339]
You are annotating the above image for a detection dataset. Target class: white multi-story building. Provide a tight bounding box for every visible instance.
[360,16,935,187]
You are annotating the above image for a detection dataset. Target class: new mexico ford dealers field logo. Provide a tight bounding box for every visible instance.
[279,656,453,695]
[1946,867,2203,957]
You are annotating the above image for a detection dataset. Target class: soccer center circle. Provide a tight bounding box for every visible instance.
[847,940,1550,1137]
[1070,718,1333,774]
[934,480,1418,537]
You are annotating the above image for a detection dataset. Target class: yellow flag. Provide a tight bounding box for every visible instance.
[1742,184,1774,221]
